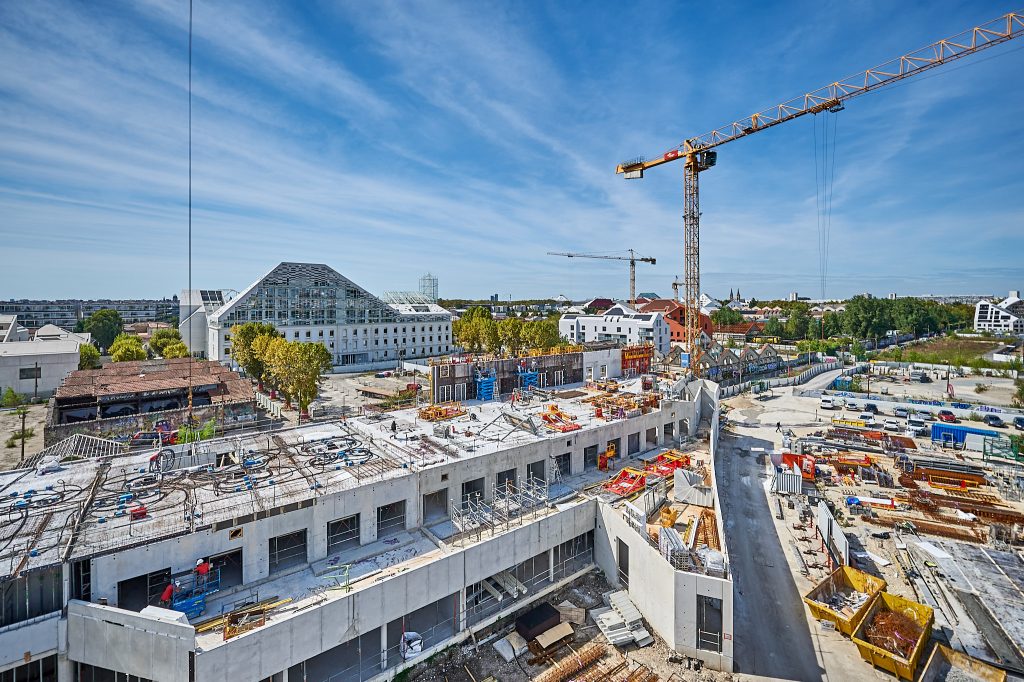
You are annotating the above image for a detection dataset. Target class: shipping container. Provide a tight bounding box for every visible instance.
[803,566,886,636]
[852,592,934,681]
[929,423,997,446]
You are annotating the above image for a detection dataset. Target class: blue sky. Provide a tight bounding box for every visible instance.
[1,1,1022,302]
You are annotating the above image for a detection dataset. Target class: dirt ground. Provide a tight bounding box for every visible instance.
[400,572,736,682]
[878,338,1002,362]
[859,368,1020,408]
[0,403,47,470]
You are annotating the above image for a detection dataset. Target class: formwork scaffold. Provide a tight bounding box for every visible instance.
[448,476,549,544]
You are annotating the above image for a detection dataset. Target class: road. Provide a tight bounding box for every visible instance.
[715,427,825,680]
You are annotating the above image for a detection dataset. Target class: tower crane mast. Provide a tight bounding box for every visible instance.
[547,249,656,305]
[617,9,1023,375]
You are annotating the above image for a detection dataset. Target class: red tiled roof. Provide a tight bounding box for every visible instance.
[56,358,252,403]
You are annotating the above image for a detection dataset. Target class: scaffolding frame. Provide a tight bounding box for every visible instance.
[449,476,549,544]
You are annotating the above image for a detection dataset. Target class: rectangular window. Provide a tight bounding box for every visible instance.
[3,655,58,682]
[376,500,406,538]
[19,366,41,380]
[555,452,571,477]
[496,468,517,492]
[269,530,307,574]
[327,514,360,555]
[526,459,546,483]
[461,477,485,508]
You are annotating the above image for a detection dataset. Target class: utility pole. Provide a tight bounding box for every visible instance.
[33,362,39,401]
[20,408,26,464]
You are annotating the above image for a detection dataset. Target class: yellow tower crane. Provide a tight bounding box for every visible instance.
[617,9,1023,375]
[548,249,656,305]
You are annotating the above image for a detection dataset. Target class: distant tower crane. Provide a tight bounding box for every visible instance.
[616,10,1022,374]
[547,250,656,305]
[671,277,684,302]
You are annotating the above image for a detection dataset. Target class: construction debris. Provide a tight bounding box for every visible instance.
[864,609,924,659]
[533,641,606,682]
[591,591,653,648]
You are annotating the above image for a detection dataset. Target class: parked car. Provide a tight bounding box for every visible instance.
[906,418,928,436]
[858,412,878,427]
[937,410,958,423]
[893,407,910,418]
[845,400,860,411]
[983,414,1006,428]
[864,403,880,414]
[883,419,901,432]
[915,410,936,421]
[820,396,836,410]
[1015,416,1024,431]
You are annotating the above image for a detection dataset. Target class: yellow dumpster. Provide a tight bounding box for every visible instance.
[803,565,887,636]
[917,643,1006,682]
[852,592,934,681]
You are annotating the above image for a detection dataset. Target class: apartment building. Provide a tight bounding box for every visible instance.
[559,305,670,355]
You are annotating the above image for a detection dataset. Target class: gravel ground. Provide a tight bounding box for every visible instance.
[0,403,47,470]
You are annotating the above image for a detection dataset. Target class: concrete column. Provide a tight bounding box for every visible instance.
[548,547,555,582]
[458,588,467,632]
[380,624,388,672]
[57,654,73,682]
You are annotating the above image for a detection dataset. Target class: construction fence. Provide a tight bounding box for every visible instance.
[719,361,842,398]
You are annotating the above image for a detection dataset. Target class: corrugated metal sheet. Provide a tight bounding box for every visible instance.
[773,465,803,494]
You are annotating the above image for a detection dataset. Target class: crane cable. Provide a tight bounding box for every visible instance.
[812,107,840,302]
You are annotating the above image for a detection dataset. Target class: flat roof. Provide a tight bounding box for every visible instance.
[0,339,80,357]
[1,378,680,578]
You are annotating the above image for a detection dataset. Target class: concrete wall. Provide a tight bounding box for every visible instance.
[67,601,194,682]
[582,349,621,381]
[44,400,256,446]
[193,501,596,681]
[0,612,61,672]
[0,346,79,398]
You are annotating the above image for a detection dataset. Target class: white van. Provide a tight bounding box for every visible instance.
[820,396,836,410]
[858,412,877,427]
[906,417,927,436]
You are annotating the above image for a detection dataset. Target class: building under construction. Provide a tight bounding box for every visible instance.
[425,345,655,405]
[0,373,733,681]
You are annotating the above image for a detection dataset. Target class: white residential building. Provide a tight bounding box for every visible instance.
[204,263,453,372]
[974,290,1024,334]
[0,316,85,397]
[559,304,670,354]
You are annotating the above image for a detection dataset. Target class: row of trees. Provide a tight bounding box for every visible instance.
[453,307,564,355]
[73,309,190,368]
[713,296,974,342]
[230,322,332,414]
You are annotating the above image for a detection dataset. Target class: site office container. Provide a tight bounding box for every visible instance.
[802,566,886,636]
[929,423,998,445]
[851,592,934,681]
[918,643,1006,682]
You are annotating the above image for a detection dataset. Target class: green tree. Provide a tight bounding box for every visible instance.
[497,317,526,356]
[265,340,332,414]
[785,303,811,340]
[527,319,562,350]
[1013,379,1024,408]
[161,341,190,359]
[81,309,125,351]
[78,343,101,370]
[109,334,146,362]
[710,307,743,326]
[763,318,784,337]
[851,341,866,360]
[256,336,289,400]
[229,322,280,384]
[149,328,183,356]
[2,387,24,408]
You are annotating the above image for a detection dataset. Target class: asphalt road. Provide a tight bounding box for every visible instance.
[715,429,825,680]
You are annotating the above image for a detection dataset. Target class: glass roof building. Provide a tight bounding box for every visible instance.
[205,263,452,371]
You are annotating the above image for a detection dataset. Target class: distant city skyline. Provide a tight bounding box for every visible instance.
[1,2,1022,300]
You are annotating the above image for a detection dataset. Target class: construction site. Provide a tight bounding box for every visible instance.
[0,365,737,681]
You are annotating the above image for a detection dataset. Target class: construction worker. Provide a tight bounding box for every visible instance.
[775,421,782,433]
[391,420,397,438]
[195,558,210,588]
[159,581,175,607]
